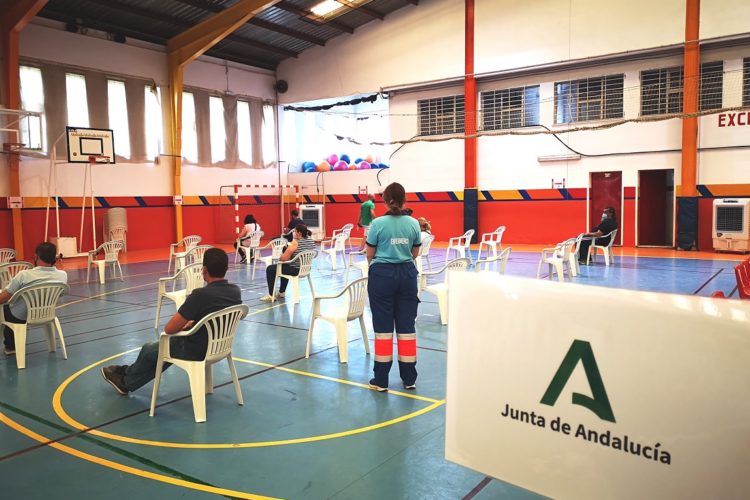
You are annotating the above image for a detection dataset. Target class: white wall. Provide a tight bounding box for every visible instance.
[3,21,279,197]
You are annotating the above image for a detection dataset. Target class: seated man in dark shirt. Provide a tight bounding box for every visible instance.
[101,248,242,395]
[578,206,618,264]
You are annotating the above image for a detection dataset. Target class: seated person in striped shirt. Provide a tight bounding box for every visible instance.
[261,224,317,302]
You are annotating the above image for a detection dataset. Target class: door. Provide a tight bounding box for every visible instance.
[589,171,622,245]
[638,169,674,247]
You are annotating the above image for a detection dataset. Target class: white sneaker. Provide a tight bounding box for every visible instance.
[276,292,285,299]
[260,294,274,302]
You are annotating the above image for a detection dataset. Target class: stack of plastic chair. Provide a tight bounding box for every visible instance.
[104,208,128,252]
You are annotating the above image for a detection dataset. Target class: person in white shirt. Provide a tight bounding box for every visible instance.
[233,214,262,263]
[1,242,68,356]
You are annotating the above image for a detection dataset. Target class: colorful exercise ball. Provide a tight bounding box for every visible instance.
[364,154,374,163]
[327,154,339,165]
[316,160,331,172]
[340,154,351,164]
[302,161,316,173]
[354,158,363,164]
[377,163,389,169]
[348,163,357,170]
[333,160,349,171]
[357,161,371,170]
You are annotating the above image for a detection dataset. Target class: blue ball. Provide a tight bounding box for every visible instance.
[302,161,316,173]
[354,158,363,164]
[340,154,350,164]
[377,163,389,169]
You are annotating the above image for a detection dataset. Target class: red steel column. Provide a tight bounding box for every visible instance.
[464,0,476,189]
[680,0,699,197]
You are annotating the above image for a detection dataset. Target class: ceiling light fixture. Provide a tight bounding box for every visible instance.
[310,0,343,17]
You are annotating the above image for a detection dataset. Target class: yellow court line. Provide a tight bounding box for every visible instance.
[53,351,444,449]
[0,412,281,500]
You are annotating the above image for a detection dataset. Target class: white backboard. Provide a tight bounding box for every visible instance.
[66,126,115,163]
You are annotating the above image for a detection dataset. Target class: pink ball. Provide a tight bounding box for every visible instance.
[333,160,348,171]
[327,154,339,165]
[357,161,371,170]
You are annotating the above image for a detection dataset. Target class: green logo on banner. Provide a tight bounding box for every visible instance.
[540,340,615,423]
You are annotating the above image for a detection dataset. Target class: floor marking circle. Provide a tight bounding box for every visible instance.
[53,351,445,449]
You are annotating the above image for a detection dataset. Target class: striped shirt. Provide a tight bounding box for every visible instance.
[290,238,317,268]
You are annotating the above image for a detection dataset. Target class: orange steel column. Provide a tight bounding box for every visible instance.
[680,0,700,197]
[463,0,478,240]
[1,0,49,260]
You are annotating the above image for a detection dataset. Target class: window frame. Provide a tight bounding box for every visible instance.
[554,74,624,124]
[640,61,724,116]
[481,85,540,131]
[417,95,465,136]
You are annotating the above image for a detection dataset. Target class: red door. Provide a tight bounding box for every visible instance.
[590,172,622,245]
[638,169,674,246]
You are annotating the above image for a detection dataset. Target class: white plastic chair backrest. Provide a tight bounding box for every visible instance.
[475,247,511,273]
[187,245,212,265]
[573,233,585,259]
[248,231,264,248]
[460,230,475,246]
[342,223,354,236]
[10,282,68,325]
[443,258,471,284]
[295,250,317,278]
[175,262,205,293]
[0,248,16,263]
[345,277,368,320]
[332,232,347,251]
[420,234,435,256]
[182,235,201,251]
[0,261,32,289]
[492,226,506,243]
[109,226,127,241]
[99,240,124,262]
[562,238,576,260]
[189,304,249,363]
[605,229,618,249]
[269,238,287,259]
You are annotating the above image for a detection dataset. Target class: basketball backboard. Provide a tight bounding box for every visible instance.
[66,126,115,163]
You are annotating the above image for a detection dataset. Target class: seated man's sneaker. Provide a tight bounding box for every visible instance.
[101,365,129,395]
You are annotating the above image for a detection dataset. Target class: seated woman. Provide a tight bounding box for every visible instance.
[261,223,317,302]
[418,217,432,241]
[233,214,262,263]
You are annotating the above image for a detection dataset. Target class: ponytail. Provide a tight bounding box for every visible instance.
[382,182,406,216]
[296,223,312,238]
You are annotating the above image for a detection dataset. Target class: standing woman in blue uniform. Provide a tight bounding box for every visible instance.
[366,182,422,391]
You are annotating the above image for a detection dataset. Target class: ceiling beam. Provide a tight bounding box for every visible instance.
[344,4,384,21]
[274,1,354,34]
[174,0,326,46]
[402,0,419,5]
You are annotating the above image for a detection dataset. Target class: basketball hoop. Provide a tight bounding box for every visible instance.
[88,155,111,164]
[2,143,26,154]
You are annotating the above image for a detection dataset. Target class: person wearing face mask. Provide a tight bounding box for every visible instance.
[577,206,618,264]
[101,248,241,395]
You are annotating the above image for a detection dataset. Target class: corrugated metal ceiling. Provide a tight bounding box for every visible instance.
[37,0,420,70]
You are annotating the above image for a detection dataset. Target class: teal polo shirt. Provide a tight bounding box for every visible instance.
[366,214,421,265]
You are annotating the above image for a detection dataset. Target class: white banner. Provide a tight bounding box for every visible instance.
[445,273,750,500]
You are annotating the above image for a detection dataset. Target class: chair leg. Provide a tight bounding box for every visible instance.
[154,296,163,331]
[292,278,300,304]
[54,318,67,360]
[186,365,207,423]
[45,323,56,352]
[227,355,243,405]
[437,290,449,325]
[359,316,370,354]
[536,258,544,278]
[603,249,610,266]
[168,253,173,274]
[149,350,165,417]
[252,255,257,280]
[117,261,124,281]
[426,255,432,272]
[335,320,348,363]
[205,364,214,394]
[305,318,316,358]
[568,255,578,277]
[96,261,106,284]
[12,324,27,369]
[86,261,91,283]
[554,261,564,282]
[587,247,593,265]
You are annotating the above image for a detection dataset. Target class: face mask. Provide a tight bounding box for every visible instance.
[601,213,607,220]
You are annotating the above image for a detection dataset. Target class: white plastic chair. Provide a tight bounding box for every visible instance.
[478,226,506,261]
[185,244,213,266]
[415,234,435,274]
[445,230,475,266]
[569,233,585,277]
[420,258,471,325]
[306,277,370,363]
[0,248,16,263]
[272,250,317,304]
[0,282,69,369]
[0,261,33,289]
[332,223,355,251]
[587,229,618,266]
[149,304,249,423]
[344,249,368,282]
[537,238,576,282]
[168,235,201,274]
[87,240,124,284]
[154,262,205,332]
[475,247,512,274]
[320,232,347,271]
[235,231,263,266]
[255,237,287,281]
[108,226,128,253]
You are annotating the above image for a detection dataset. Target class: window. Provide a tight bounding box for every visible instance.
[19,65,45,151]
[481,85,540,130]
[237,100,252,164]
[641,62,724,115]
[65,73,89,128]
[107,80,130,159]
[209,96,226,164]
[418,95,465,136]
[145,85,163,162]
[555,75,624,124]
[181,92,198,163]
[262,103,276,166]
[744,58,750,107]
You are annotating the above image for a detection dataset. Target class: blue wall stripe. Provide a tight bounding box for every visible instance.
[134,196,147,207]
[518,190,532,201]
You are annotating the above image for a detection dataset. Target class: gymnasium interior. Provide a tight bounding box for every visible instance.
[0,0,749,499]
